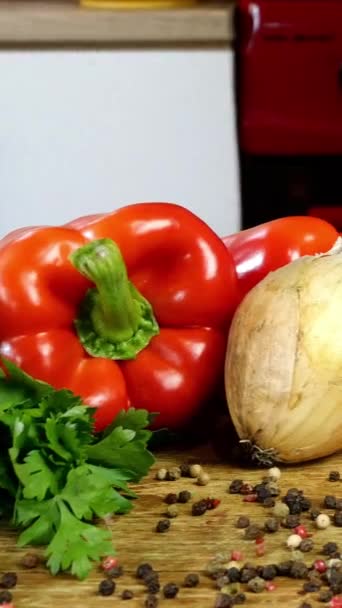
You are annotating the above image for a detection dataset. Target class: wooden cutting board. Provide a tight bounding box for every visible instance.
[2,442,342,607]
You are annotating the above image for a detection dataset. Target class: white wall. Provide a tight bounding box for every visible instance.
[0,49,240,238]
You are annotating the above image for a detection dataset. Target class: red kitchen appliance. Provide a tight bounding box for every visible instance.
[236,0,342,231]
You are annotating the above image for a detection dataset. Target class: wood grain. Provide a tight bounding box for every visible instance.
[0,1,235,46]
[2,443,342,606]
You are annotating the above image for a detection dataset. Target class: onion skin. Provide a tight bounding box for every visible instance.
[225,240,342,464]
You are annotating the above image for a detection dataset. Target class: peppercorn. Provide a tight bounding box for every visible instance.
[323,542,339,556]
[189,464,202,478]
[300,539,314,553]
[0,591,12,605]
[287,534,303,549]
[244,524,263,540]
[247,576,265,593]
[180,463,190,477]
[303,581,321,592]
[145,595,158,608]
[310,508,321,520]
[329,471,340,482]
[260,564,277,580]
[156,519,170,533]
[273,502,290,519]
[197,472,210,486]
[254,483,272,502]
[334,511,342,527]
[166,466,181,481]
[263,497,276,508]
[167,505,178,518]
[107,564,124,578]
[192,500,208,516]
[206,497,221,510]
[178,490,192,503]
[290,561,308,579]
[300,497,312,511]
[0,574,17,590]
[227,567,240,583]
[324,495,337,509]
[240,483,254,495]
[236,515,250,529]
[240,566,258,583]
[233,592,246,604]
[165,493,178,504]
[316,514,331,529]
[283,514,301,529]
[98,579,115,596]
[156,468,167,481]
[136,563,154,579]
[163,582,179,598]
[184,573,199,587]
[147,579,161,594]
[276,561,294,576]
[266,481,281,497]
[335,499,342,510]
[214,593,233,608]
[264,518,279,533]
[318,589,334,603]
[122,589,134,600]
[229,479,243,494]
[216,575,230,589]
[20,552,40,569]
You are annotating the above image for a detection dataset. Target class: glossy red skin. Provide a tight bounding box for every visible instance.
[223,216,339,306]
[0,203,238,431]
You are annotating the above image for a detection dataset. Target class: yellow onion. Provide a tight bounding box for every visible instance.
[225,238,342,464]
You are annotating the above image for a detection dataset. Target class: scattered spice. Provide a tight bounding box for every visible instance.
[156,468,167,481]
[192,500,208,516]
[243,494,257,503]
[283,514,301,529]
[184,573,199,587]
[329,472,341,482]
[318,589,334,602]
[335,499,342,510]
[256,543,266,557]
[268,466,281,481]
[122,590,134,600]
[322,542,339,556]
[156,519,170,533]
[214,593,233,608]
[287,534,303,549]
[264,518,279,533]
[273,502,290,519]
[316,514,331,529]
[189,464,202,478]
[240,566,258,583]
[145,595,158,608]
[163,582,179,598]
[136,563,154,579]
[314,560,327,573]
[229,479,243,494]
[216,575,230,589]
[165,493,178,505]
[20,552,40,569]
[240,483,254,495]
[324,496,337,509]
[146,578,161,594]
[276,561,294,576]
[180,463,190,477]
[178,490,192,503]
[290,561,308,579]
[0,592,12,605]
[106,565,124,578]
[227,567,241,583]
[101,556,118,572]
[302,580,321,592]
[266,581,277,591]
[0,575,17,590]
[233,592,246,604]
[231,550,243,562]
[247,576,265,593]
[98,579,115,596]
[236,516,250,529]
[244,525,263,540]
[300,539,314,553]
[334,511,342,527]
[166,467,181,481]
[263,497,276,508]
[295,525,309,539]
[260,564,277,580]
[166,505,178,518]
[207,498,221,510]
[197,472,210,486]
[310,508,321,520]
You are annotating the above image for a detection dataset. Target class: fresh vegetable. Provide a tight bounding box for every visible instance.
[0,359,154,579]
[223,216,338,306]
[0,203,237,432]
[225,238,342,464]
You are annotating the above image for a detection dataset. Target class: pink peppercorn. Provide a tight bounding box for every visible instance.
[243,494,258,503]
[314,559,327,573]
[256,543,265,557]
[101,556,118,572]
[240,483,254,495]
[294,525,309,539]
[231,550,243,561]
[266,582,276,592]
[255,537,265,545]
[330,596,342,608]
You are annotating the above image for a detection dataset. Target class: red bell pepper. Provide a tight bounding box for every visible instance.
[0,203,237,431]
[223,216,339,306]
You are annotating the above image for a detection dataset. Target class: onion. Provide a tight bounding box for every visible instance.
[225,238,342,464]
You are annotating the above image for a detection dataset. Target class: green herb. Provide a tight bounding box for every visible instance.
[0,359,155,579]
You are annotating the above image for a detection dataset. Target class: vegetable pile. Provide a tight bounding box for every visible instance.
[0,359,155,579]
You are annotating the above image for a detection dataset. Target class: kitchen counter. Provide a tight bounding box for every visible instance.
[0,0,235,46]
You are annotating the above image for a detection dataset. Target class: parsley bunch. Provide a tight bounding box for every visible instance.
[0,360,155,579]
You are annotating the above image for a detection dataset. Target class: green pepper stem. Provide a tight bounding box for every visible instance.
[70,239,159,360]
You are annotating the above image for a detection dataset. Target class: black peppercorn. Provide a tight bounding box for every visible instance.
[107,564,124,578]
[145,595,158,608]
[163,582,179,598]
[334,511,342,527]
[180,463,190,477]
[184,573,199,587]
[227,567,240,582]
[192,500,208,516]
[329,471,340,482]
[260,564,277,580]
[244,524,263,540]
[322,542,339,555]
[264,518,279,533]
[254,483,272,502]
[0,573,17,589]
[240,566,258,583]
[156,519,170,533]
[263,497,276,508]
[276,561,294,576]
[98,579,115,596]
[290,561,308,579]
[236,515,250,529]
[300,538,314,553]
[300,497,312,511]
[336,499,342,510]
[165,493,178,504]
[136,563,154,579]
[324,495,337,509]
[228,479,243,494]
[0,591,12,605]
[214,593,233,608]
[303,581,321,592]
[147,579,161,594]
[318,589,333,603]
[21,552,40,569]
[233,592,246,604]
[283,514,301,529]
[310,508,321,520]
[178,490,192,503]
[122,589,134,600]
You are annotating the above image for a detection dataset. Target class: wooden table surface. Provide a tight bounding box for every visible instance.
[0,0,235,46]
[2,442,342,607]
